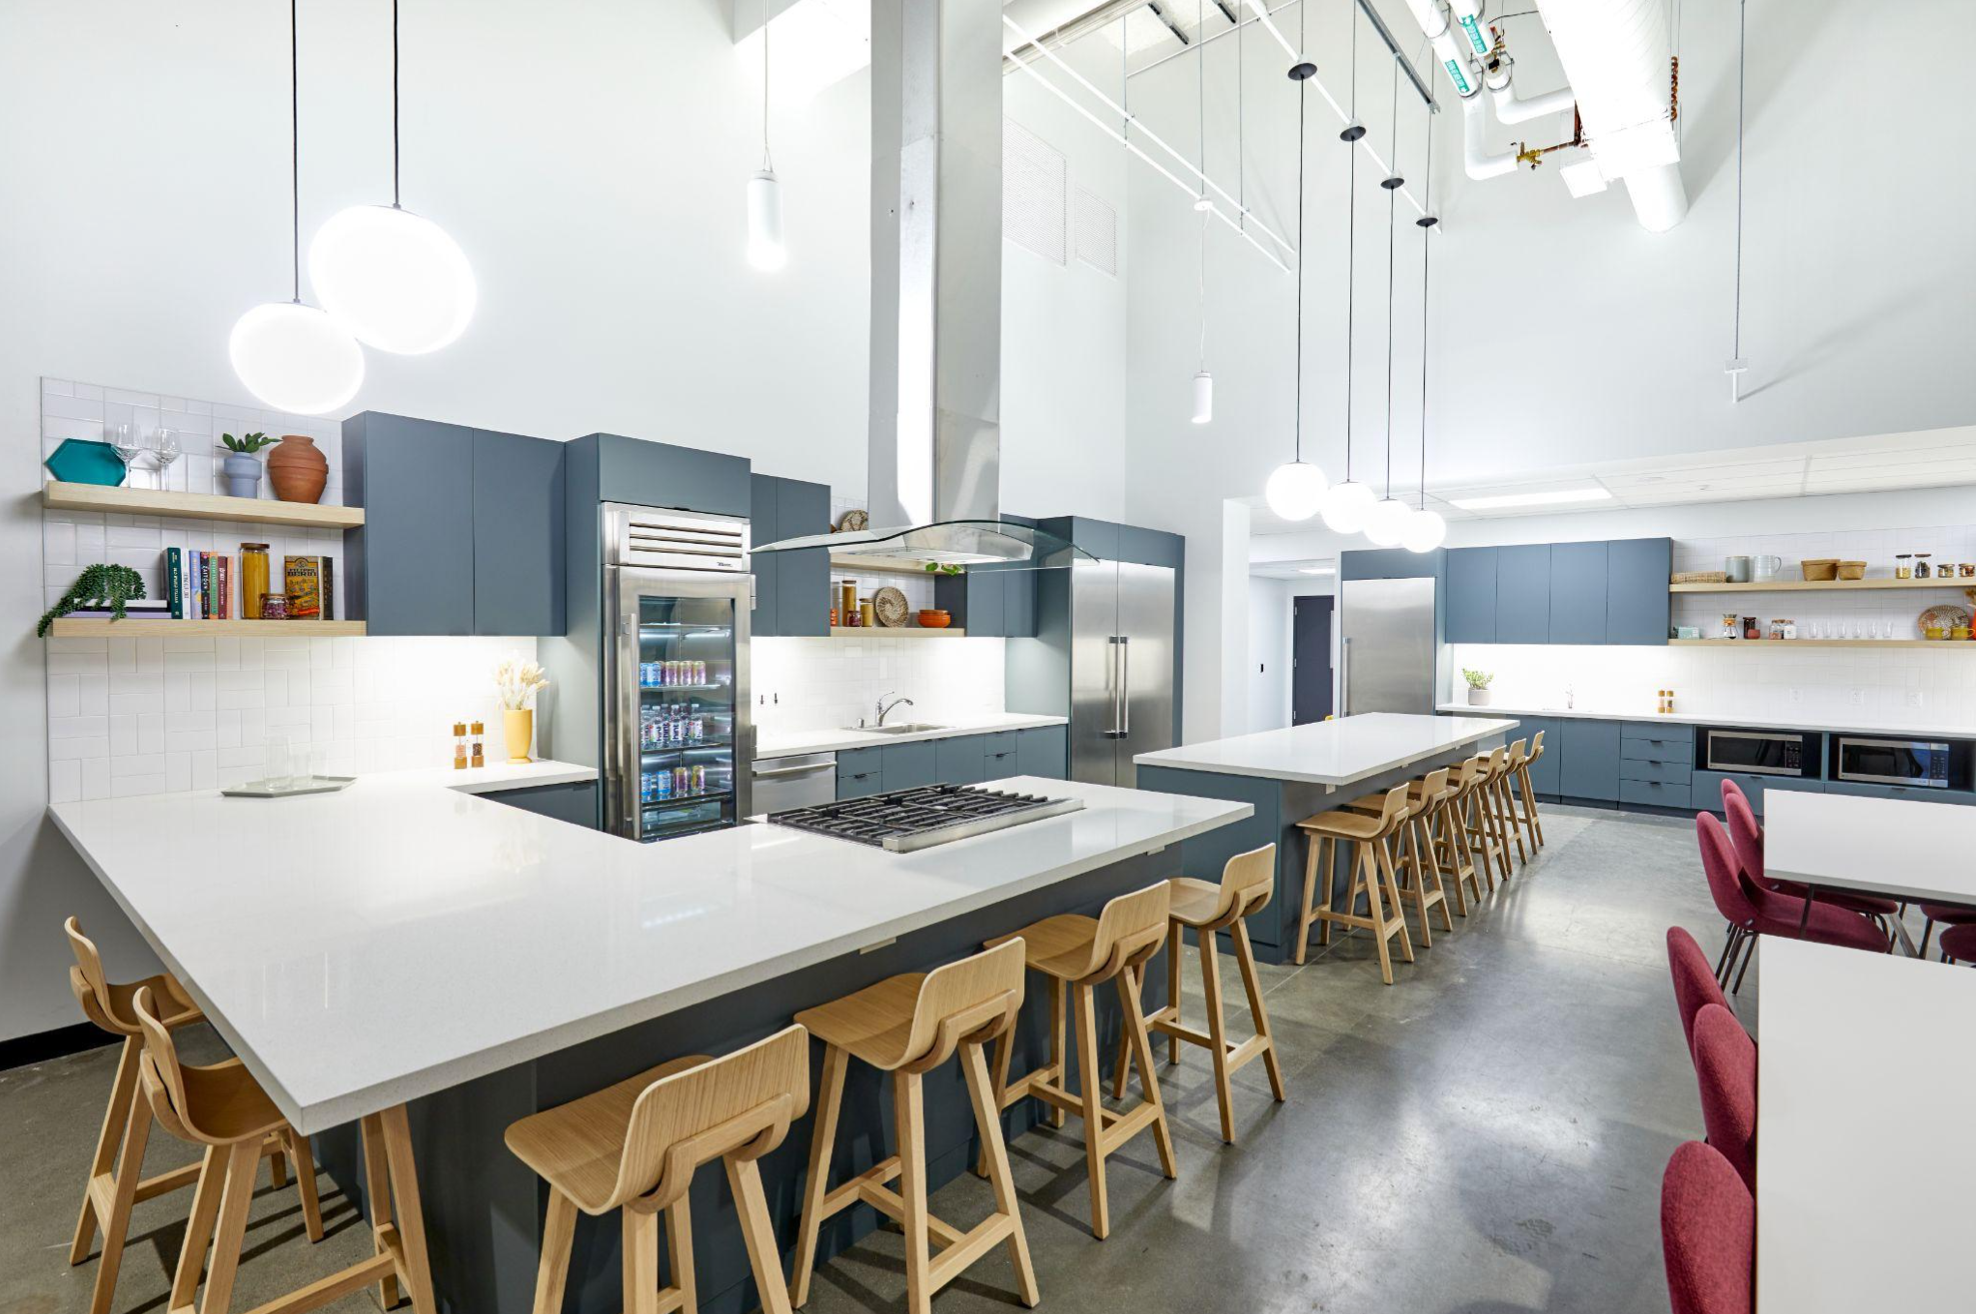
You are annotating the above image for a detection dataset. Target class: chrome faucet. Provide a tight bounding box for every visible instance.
[876,693,916,726]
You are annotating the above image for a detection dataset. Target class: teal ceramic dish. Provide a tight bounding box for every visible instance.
[45,438,128,487]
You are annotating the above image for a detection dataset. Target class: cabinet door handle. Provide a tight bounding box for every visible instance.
[1119,635,1131,738]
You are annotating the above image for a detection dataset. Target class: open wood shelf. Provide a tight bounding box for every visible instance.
[1667,638,1972,650]
[1670,578,1970,594]
[828,557,948,578]
[829,627,966,639]
[42,481,364,529]
[45,619,366,637]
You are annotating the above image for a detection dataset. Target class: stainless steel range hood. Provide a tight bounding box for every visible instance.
[752,0,1085,569]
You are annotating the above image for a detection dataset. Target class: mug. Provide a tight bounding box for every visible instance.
[1751,554,1782,580]
[1724,555,1752,583]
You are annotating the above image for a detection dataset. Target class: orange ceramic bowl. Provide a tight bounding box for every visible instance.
[917,609,952,629]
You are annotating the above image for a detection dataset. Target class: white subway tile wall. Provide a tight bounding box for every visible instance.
[1670,526,1976,638]
[44,635,539,802]
[40,377,346,613]
[752,636,1008,734]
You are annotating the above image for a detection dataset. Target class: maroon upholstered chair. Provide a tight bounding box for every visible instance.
[1660,1141,1755,1314]
[1696,811,1889,991]
[1691,1003,1757,1192]
[1667,926,1732,1057]
[1919,903,1976,957]
[1719,778,1898,920]
[1938,922,1976,965]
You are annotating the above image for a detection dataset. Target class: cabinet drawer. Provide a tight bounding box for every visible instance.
[1620,779,1691,810]
[1620,756,1692,785]
[1821,780,1976,806]
[1621,720,1693,744]
[983,731,1018,756]
[1622,735,1693,763]
[837,746,883,779]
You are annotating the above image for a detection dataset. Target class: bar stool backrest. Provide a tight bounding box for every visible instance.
[1486,746,1509,776]
[1418,766,1451,801]
[900,939,1027,1074]
[1529,729,1546,760]
[1447,757,1479,793]
[1215,843,1279,919]
[64,916,123,1035]
[1507,737,1530,767]
[612,1025,811,1214]
[1085,882,1174,981]
[130,986,208,1146]
[1371,782,1411,830]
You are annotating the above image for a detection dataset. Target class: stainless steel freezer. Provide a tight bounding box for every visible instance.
[1069,560,1176,787]
[1340,576,1437,715]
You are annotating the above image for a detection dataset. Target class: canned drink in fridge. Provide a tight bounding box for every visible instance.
[693,660,707,685]
[673,766,689,797]
[690,764,706,794]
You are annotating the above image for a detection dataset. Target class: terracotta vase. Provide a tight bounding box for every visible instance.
[267,435,328,504]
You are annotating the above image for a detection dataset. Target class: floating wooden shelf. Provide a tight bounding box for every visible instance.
[828,557,947,578]
[45,619,366,637]
[42,481,364,529]
[1670,578,1971,594]
[829,627,967,639]
[1667,638,1972,650]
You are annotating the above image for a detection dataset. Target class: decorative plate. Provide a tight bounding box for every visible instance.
[1916,604,1970,638]
[835,509,869,533]
[45,438,128,487]
[873,586,910,627]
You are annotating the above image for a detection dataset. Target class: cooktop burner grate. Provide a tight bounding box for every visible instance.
[768,784,1086,852]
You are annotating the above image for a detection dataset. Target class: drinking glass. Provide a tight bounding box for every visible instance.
[109,423,141,474]
[153,428,182,490]
[1810,620,1824,640]
[265,729,295,791]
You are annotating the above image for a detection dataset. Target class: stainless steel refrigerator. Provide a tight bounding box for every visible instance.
[1069,561,1176,787]
[1339,576,1438,715]
[602,503,754,841]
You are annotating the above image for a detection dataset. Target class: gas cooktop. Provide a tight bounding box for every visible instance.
[767,784,1085,853]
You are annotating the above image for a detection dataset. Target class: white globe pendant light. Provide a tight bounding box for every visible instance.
[1265,460,1327,521]
[1321,478,1375,533]
[310,204,475,354]
[308,1,475,355]
[229,0,365,416]
[1400,506,1447,553]
[1364,494,1412,546]
[230,302,364,415]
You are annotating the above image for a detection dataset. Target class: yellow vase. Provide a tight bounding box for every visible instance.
[503,709,534,764]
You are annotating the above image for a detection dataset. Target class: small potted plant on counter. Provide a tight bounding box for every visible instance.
[494,655,551,764]
[219,432,275,498]
[1463,667,1495,707]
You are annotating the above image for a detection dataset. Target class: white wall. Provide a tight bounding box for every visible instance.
[0,1,1130,1041]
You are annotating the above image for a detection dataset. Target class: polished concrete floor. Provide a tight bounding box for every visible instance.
[3,805,1749,1314]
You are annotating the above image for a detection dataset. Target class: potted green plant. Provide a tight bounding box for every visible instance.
[1462,667,1495,707]
[219,432,275,498]
[38,565,146,636]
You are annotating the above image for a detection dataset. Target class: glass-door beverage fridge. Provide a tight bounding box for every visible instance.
[603,504,753,841]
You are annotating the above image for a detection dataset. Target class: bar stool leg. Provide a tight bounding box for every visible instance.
[666,1197,696,1313]
[624,1207,662,1314]
[379,1105,439,1314]
[1231,920,1288,1102]
[1516,765,1545,849]
[1433,804,1469,918]
[1376,837,1417,966]
[530,1190,579,1314]
[793,1044,848,1306]
[1072,984,1110,1238]
[1198,926,1237,1144]
[168,1145,226,1313]
[81,1045,152,1314]
[1419,812,1455,932]
[960,1041,1040,1307]
[192,1138,262,1314]
[1295,835,1323,964]
[360,1115,403,1311]
[1115,971,1177,1181]
[1496,775,1528,868]
[1398,816,1433,948]
[70,1034,138,1267]
[1164,921,1182,1066]
[286,1129,325,1243]
[726,1153,793,1314]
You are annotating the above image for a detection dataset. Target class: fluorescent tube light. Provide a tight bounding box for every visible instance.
[1447,487,1614,511]
[1299,565,1336,575]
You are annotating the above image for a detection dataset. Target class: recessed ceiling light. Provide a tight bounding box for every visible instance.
[1447,488,1614,511]
[1299,565,1336,575]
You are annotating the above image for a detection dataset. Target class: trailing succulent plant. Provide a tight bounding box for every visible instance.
[37,564,147,636]
[220,431,274,453]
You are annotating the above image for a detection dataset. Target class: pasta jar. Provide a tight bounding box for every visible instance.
[240,543,271,619]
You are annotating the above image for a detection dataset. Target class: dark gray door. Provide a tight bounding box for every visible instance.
[1291,595,1334,725]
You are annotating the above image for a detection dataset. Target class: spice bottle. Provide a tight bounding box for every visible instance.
[453,722,468,770]
[470,722,485,768]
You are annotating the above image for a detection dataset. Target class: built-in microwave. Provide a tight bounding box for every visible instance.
[1703,729,1806,777]
[1834,737,1951,790]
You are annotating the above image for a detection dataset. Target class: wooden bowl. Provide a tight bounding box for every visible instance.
[917,609,952,629]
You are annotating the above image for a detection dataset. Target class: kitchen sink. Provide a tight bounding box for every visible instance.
[845,722,950,735]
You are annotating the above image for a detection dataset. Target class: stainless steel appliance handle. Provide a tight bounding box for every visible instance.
[754,762,836,780]
[1119,635,1131,737]
[1107,636,1123,737]
[1339,638,1351,717]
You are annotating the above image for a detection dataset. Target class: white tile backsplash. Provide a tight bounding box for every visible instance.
[753,636,1008,735]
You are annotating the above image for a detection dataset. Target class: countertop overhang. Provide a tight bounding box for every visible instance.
[1437,701,1976,739]
[754,713,1070,759]
[1134,713,1522,787]
[51,765,1247,1135]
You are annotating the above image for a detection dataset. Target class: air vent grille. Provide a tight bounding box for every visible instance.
[1004,119,1067,265]
[610,505,750,573]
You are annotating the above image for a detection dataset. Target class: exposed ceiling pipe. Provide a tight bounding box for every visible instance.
[1486,57,1577,125]
[1396,0,1522,181]
[1461,95,1520,179]
[1536,0,1688,230]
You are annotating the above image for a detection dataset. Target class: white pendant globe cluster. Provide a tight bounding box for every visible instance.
[227,302,365,417]
[1262,464,1446,552]
[1264,460,1327,522]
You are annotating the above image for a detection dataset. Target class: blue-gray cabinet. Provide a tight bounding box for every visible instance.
[343,413,564,637]
[1548,541,1609,645]
[748,474,829,638]
[592,434,750,517]
[881,740,938,791]
[1518,715,1563,794]
[1607,538,1672,644]
[1495,545,1552,644]
[1446,547,1498,644]
[1559,717,1620,801]
[748,475,780,637]
[825,724,1070,798]
[934,735,987,785]
[936,565,1044,638]
[481,780,597,827]
[836,746,885,799]
[1016,725,1068,779]
[1341,548,1442,581]
[984,731,1019,777]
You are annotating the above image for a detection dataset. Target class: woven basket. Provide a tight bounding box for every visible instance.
[1671,571,1730,585]
[1836,561,1866,580]
[1801,558,1839,581]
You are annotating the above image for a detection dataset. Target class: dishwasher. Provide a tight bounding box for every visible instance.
[751,752,837,815]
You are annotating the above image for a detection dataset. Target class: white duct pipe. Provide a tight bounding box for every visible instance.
[1538,0,1688,230]
[1486,56,1577,124]
[1445,0,1493,60]
[1462,94,1520,179]
[1397,0,1482,100]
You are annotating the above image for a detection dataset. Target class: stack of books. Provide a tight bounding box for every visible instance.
[165,547,233,619]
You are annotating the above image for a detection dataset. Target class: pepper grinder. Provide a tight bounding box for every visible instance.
[453,722,468,770]
[470,721,486,769]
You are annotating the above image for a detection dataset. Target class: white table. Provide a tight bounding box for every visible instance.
[1763,789,1976,939]
[1756,938,1975,1312]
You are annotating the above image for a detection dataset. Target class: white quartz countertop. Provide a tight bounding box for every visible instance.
[1133,712,1521,788]
[1436,701,1976,739]
[446,761,598,792]
[755,713,1069,759]
[51,765,1245,1135]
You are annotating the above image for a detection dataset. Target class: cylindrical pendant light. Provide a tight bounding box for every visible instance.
[230,0,363,415]
[1403,99,1448,553]
[1192,369,1214,425]
[1364,62,1412,549]
[1265,27,1326,522]
[747,0,786,271]
[308,0,476,355]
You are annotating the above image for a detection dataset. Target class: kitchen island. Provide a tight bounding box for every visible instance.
[1135,713,1521,964]
[50,765,1248,1314]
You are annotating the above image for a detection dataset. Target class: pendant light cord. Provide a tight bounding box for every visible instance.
[761,0,774,172]
[1197,0,1208,372]
[1383,63,1398,499]
[391,0,401,207]
[1342,1,1357,482]
[1293,77,1307,463]
[1418,108,1433,509]
[290,0,300,303]
[1731,0,1744,362]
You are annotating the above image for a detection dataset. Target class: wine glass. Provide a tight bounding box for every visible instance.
[108,423,141,480]
[153,428,182,490]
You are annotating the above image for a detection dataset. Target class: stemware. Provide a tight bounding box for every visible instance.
[108,423,142,477]
[153,428,182,491]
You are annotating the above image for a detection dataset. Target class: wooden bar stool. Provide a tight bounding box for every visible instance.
[1344,769,1455,945]
[128,987,418,1314]
[1294,784,1416,984]
[1508,730,1547,851]
[984,883,1177,1240]
[1491,742,1531,871]
[1108,844,1287,1144]
[1433,760,1488,914]
[791,941,1036,1314]
[507,1026,808,1314]
[64,918,316,1314]
[1461,750,1513,890]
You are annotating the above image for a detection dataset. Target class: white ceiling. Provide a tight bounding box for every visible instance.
[1247,425,1976,535]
